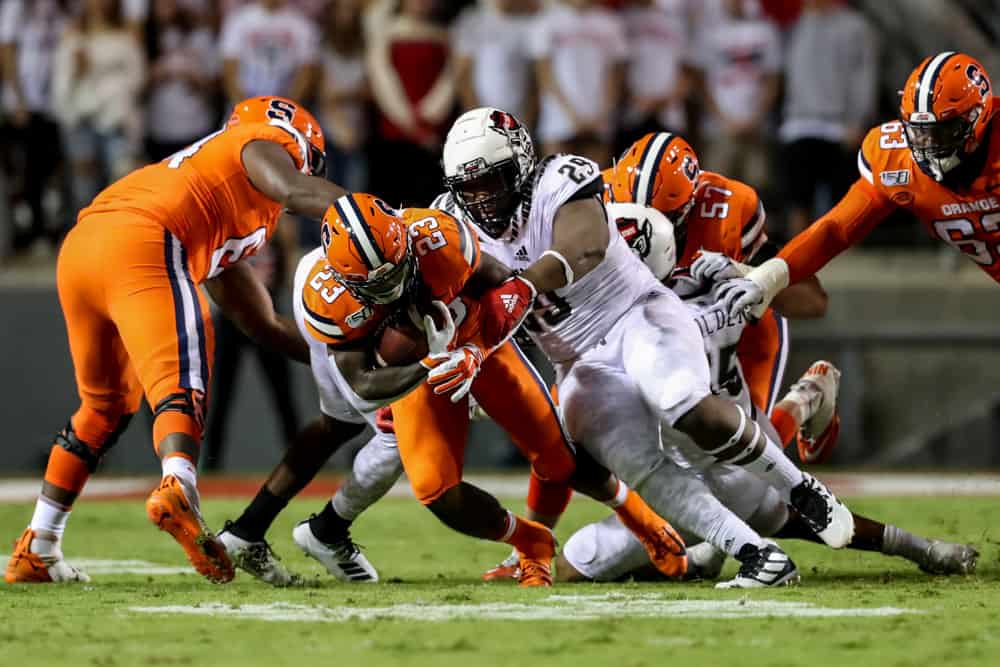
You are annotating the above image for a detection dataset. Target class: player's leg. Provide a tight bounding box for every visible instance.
[6,223,141,583]
[110,226,232,582]
[559,360,795,588]
[201,314,246,472]
[623,292,853,549]
[393,384,556,587]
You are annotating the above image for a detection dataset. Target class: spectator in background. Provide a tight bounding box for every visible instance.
[52,0,145,215]
[123,0,150,37]
[530,0,626,166]
[617,0,691,152]
[691,0,780,190]
[220,0,319,104]
[0,0,69,253]
[453,0,540,127]
[367,0,454,207]
[779,0,876,236]
[144,0,220,162]
[319,0,368,194]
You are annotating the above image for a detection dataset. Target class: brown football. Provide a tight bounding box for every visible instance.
[375,321,429,367]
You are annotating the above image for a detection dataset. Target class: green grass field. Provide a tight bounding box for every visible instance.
[2,492,998,667]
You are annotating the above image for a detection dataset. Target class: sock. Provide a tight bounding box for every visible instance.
[501,512,553,559]
[707,408,804,497]
[162,454,200,510]
[602,479,630,509]
[701,508,768,558]
[769,406,799,447]
[29,496,72,556]
[526,472,573,519]
[882,524,932,563]
[230,487,288,542]
[331,434,404,521]
[309,501,354,544]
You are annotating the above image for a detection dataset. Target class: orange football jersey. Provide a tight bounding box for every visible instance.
[80,122,304,283]
[299,207,483,350]
[856,117,1000,282]
[674,172,766,269]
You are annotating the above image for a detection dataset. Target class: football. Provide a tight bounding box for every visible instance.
[375,322,428,367]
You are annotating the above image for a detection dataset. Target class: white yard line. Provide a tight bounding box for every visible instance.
[128,595,918,623]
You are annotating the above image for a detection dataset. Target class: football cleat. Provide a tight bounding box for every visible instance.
[716,543,799,589]
[4,528,90,583]
[789,473,855,549]
[218,522,296,587]
[682,542,727,581]
[634,519,688,580]
[146,475,234,584]
[482,548,520,582]
[789,361,842,464]
[514,519,556,588]
[918,541,979,575]
[292,519,378,583]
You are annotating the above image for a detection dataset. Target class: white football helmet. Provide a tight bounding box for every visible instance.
[607,202,676,281]
[442,107,536,238]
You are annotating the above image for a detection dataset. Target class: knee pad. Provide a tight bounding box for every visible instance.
[153,389,207,444]
[60,410,134,472]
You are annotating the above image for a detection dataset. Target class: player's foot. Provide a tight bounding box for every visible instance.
[682,542,727,581]
[482,548,521,582]
[4,528,90,583]
[788,361,842,464]
[292,519,378,583]
[918,541,979,575]
[146,475,234,584]
[715,543,799,589]
[514,519,556,588]
[634,519,688,579]
[789,473,854,549]
[218,522,296,587]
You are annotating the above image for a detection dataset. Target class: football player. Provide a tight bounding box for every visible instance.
[435,107,854,587]
[716,52,1000,323]
[219,193,688,587]
[604,132,840,463]
[552,208,978,582]
[4,97,353,585]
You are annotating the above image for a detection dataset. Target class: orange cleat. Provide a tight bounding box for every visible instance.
[5,528,90,583]
[513,518,556,588]
[614,490,688,579]
[798,412,841,465]
[146,475,234,584]
[482,550,521,582]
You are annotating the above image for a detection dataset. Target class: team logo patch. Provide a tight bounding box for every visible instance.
[880,169,911,186]
[489,110,520,132]
[681,154,699,182]
[615,216,653,259]
[321,222,332,253]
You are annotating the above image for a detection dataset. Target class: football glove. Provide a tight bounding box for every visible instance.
[690,250,751,283]
[481,275,537,349]
[421,300,456,357]
[425,344,485,403]
[716,257,790,320]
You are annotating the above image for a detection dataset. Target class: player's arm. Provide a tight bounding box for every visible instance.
[204,260,309,364]
[751,241,828,319]
[462,251,514,298]
[718,179,894,318]
[330,344,427,405]
[242,140,349,220]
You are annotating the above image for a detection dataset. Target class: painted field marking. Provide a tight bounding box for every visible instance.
[129,593,917,623]
[0,556,192,576]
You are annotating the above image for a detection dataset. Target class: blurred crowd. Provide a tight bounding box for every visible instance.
[0,0,911,262]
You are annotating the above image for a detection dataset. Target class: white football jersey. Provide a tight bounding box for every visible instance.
[671,274,752,413]
[434,154,663,363]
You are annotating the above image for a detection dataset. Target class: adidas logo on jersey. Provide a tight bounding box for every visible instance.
[515,246,530,262]
[500,294,521,314]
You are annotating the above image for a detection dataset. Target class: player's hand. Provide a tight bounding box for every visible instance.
[426,344,485,403]
[422,300,455,357]
[481,275,537,350]
[715,277,765,320]
[691,251,737,283]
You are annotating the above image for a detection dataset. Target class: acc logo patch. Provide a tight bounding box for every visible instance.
[880,169,910,187]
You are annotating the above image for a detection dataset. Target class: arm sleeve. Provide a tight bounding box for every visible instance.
[777,179,895,284]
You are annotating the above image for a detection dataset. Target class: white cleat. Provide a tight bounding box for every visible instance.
[789,473,854,549]
[218,522,296,587]
[292,520,378,583]
[716,543,799,589]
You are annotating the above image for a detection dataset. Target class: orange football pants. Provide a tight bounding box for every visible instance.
[737,307,788,415]
[392,341,575,507]
[55,212,214,470]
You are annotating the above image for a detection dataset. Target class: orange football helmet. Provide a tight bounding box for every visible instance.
[228,96,326,177]
[607,132,701,227]
[900,52,994,180]
[321,193,415,304]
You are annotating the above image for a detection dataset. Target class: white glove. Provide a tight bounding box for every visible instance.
[426,344,485,403]
[421,300,456,357]
[715,258,790,320]
[690,250,751,283]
